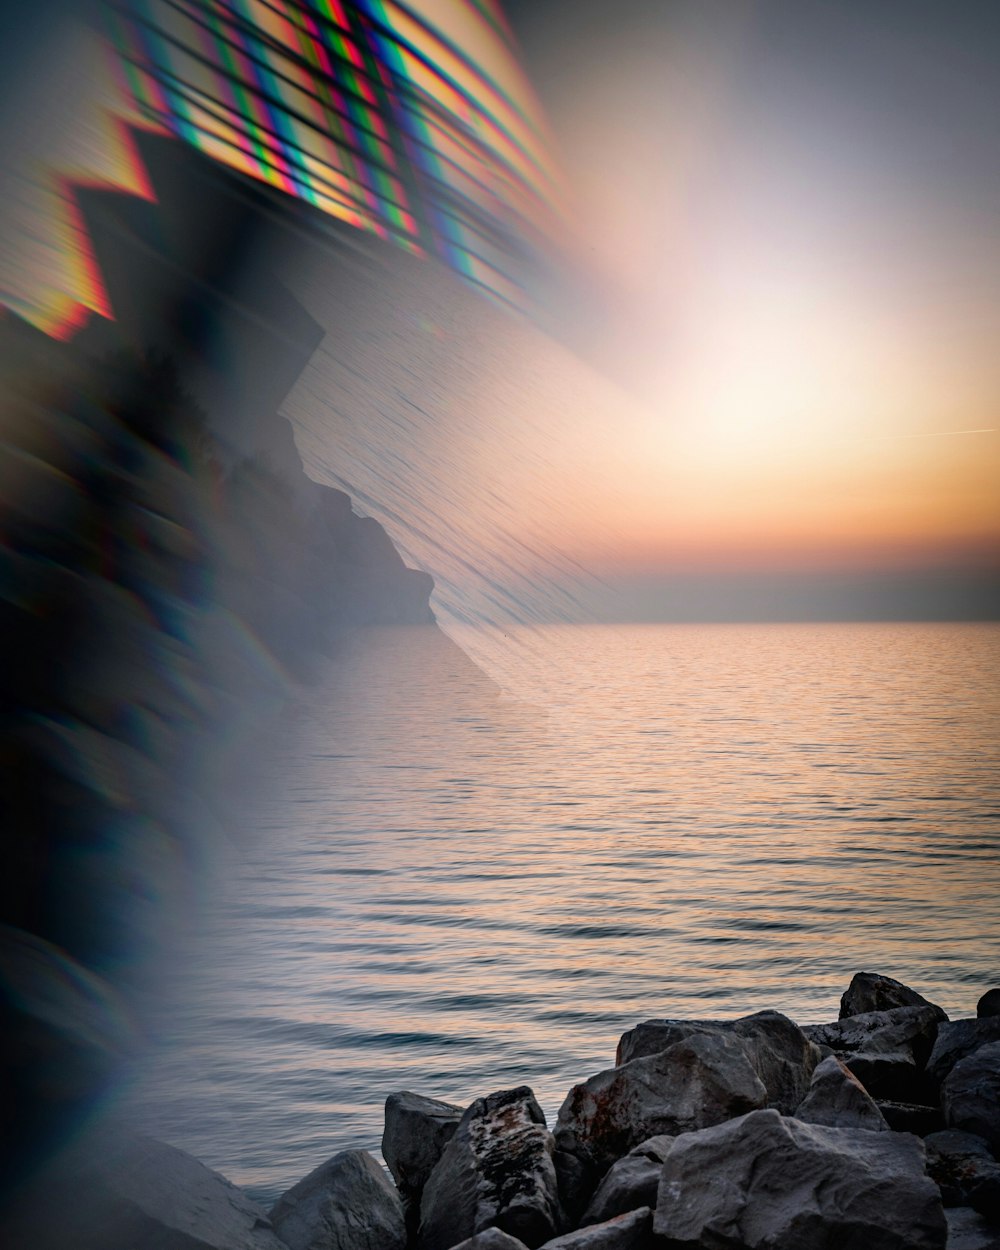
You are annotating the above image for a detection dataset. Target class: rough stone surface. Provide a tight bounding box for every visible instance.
[802,1004,941,1099]
[616,1011,819,1113]
[794,1054,890,1131]
[945,1208,1000,1250]
[581,1138,674,1226]
[839,972,947,1021]
[449,1232,531,1250]
[418,1086,563,1250]
[943,1043,1000,1154]
[928,1019,1000,1090]
[1,1128,289,1250]
[383,1091,463,1215]
[978,991,1000,1020]
[876,1100,944,1136]
[653,1108,947,1250]
[539,1207,652,1250]
[269,1149,406,1250]
[555,1032,766,1219]
[926,1131,1000,1218]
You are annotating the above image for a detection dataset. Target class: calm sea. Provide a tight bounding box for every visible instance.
[126,621,1000,1203]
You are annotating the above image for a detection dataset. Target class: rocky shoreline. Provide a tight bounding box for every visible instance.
[8,971,1000,1249]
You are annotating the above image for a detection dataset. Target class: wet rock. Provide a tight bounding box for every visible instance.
[802,1004,941,1099]
[580,1137,674,1226]
[269,1149,406,1250]
[794,1054,890,1131]
[616,1010,819,1113]
[943,1042,1000,1154]
[840,972,947,1021]
[945,1208,1000,1250]
[539,1207,652,1249]
[418,1086,563,1250]
[926,1131,1000,1218]
[383,1091,463,1220]
[877,1100,945,1136]
[929,1019,1000,1090]
[1,1128,288,1250]
[653,1107,947,1250]
[449,1232,530,1250]
[978,991,1000,1020]
[555,1032,766,1219]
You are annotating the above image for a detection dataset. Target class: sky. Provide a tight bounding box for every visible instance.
[1,0,998,622]
[499,0,1000,616]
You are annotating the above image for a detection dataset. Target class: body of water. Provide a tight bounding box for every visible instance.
[128,621,1000,1202]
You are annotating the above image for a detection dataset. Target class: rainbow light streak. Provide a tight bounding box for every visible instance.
[102,0,562,309]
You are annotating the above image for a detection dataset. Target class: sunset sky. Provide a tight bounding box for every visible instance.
[1,0,997,623]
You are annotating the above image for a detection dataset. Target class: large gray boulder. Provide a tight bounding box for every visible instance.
[928,1019,1000,1090]
[538,1207,652,1249]
[616,1011,819,1113]
[839,972,947,1021]
[1,1129,288,1250]
[383,1091,463,1218]
[555,1032,766,1219]
[926,1131,1000,1218]
[945,1208,1000,1250]
[269,1149,406,1250]
[802,1004,941,1099]
[943,1042,1000,1154]
[794,1054,890,1131]
[580,1136,674,1226]
[653,1108,947,1249]
[418,1087,563,1250]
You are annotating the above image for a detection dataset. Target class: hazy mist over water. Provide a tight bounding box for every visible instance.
[130,620,1000,1202]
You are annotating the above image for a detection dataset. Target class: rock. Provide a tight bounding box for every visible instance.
[926,1131,1000,1218]
[802,1004,941,1100]
[943,1042,1000,1154]
[383,1091,463,1219]
[538,1207,652,1249]
[945,1208,1000,1250]
[1,1128,288,1250]
[876,1100,945,1136]
[929,1019,1000,1090]
[616,1011,818,1113]
[554,1032,766,1219]
[794,1054,890,1131]
[418,1086,563,1250]
[840,972,947,1021]
[580,1137,674,1226]
[269,1149,406,1250]
[449,1232,531,1250]
[653,1107,947,1250]
[978,991,1000,1020]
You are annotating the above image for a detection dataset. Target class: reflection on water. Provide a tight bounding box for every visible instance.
[130,621,1000,1201]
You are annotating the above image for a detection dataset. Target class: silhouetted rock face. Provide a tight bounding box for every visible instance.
[580,1136,674,1227]
[269,1149,405,1250]
[539,1207,651,1249]
[944,1206,1000,1250]
[840,972,947,1022]
[418,1087,563,1250]
[794,1054,890,1131]
[1,1130,287,1250]
[653,1109,947,1250]
[926,1130,1000,1217]
[554,1032,767,1219]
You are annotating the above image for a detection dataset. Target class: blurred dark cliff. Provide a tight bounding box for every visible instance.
[0,132,435,1192]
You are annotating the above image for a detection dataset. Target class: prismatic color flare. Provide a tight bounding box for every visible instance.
[103,0,562,308]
